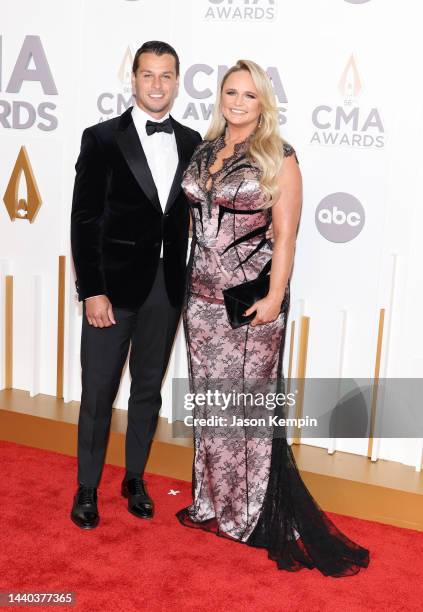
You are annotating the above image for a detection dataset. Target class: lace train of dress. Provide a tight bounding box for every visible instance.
[246,435,369,576]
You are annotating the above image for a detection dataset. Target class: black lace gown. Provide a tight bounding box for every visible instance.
[175,136,370,577]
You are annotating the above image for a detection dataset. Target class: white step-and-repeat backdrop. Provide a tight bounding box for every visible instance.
[1,0,422,468]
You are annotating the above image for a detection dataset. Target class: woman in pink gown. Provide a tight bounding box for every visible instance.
[176,60,369,577]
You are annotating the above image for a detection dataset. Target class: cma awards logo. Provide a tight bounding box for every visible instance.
[203,0,276,21]
[3,147,42,222]
[0,36,58,131]
[97,46,134,119]
[182,64,287,123]
[97,52,288,125]
[311,54,384,149]
[315,193,365,243]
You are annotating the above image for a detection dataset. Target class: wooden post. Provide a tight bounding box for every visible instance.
[293,315,310,444]
[56,256,66,399]
[368,308,385,458]
[5,276,13,389]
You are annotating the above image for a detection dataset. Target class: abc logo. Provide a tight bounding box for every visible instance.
[315,193,365,242]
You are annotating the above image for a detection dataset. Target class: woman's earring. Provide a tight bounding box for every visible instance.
[258,114,263,128]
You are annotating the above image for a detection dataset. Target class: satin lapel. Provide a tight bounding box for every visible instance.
[115,108,162,214]
[164,117,193,214]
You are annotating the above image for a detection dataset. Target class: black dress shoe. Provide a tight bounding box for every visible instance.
[121,478,154,519]
[70,485,99,529]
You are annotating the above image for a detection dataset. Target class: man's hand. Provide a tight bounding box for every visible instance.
[85,295,116,328]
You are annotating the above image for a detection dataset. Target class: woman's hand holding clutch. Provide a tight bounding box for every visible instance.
[243,294,282,327]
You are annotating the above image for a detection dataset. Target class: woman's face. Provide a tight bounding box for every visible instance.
[220,70,262,132]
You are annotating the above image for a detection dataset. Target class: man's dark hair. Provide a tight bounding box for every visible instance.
[132,41,180,76]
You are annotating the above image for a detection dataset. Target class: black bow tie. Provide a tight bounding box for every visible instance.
[145,118,173,136]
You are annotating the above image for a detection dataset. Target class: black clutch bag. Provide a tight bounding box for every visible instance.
[222,260,289,329]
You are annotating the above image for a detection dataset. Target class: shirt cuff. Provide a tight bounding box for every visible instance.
[84,294,103,301]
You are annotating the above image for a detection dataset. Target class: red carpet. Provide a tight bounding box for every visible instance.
[1,440,422,611]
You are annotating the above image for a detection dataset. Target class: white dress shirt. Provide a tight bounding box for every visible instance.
[131,104,179,258]
[85,105,179,300]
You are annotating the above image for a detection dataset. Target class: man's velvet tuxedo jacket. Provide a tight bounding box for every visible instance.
[71,107,202,309]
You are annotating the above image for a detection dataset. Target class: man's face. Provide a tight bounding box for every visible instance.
[132,52,179,118]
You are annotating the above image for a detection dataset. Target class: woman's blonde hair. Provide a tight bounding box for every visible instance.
[205,59,284,205]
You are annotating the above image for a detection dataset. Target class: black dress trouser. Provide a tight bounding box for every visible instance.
[77,260,181,487]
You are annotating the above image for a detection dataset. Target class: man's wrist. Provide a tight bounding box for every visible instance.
[84,294,104,301]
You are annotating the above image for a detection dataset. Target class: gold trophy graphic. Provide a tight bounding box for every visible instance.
[3,146,42,223]
[118,46,134,93]
[338,54,362,104]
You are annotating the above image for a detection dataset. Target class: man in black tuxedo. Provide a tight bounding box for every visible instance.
[70,41,201,529]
